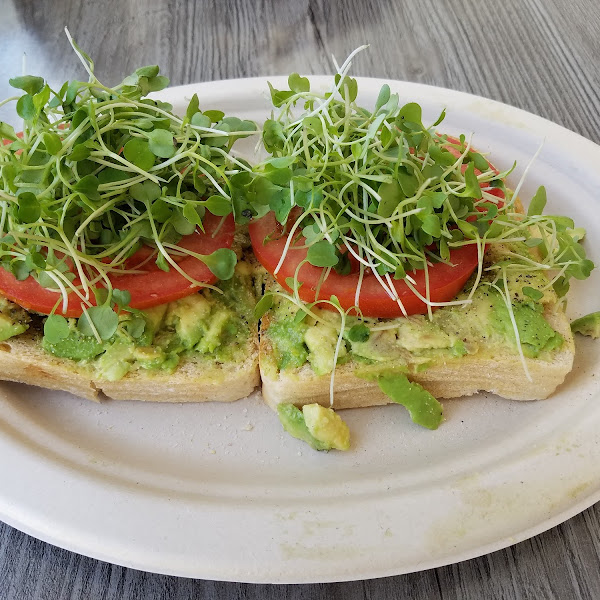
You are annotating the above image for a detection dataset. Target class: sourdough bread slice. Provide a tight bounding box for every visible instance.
[258,249,576,410]
[0,327,259,402]
[259,301,574,410]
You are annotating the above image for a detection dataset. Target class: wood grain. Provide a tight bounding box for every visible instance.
[1,0,600,598]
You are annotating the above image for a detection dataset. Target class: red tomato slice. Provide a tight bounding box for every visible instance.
[0,213,235,317]
[249,211,480,318]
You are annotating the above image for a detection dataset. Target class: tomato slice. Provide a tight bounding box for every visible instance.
[0,213,235,317]
[249,211,480,318]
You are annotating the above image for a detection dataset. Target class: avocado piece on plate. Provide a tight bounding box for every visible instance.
[277,403,350,451]
[303,403,351,451]
[571,311,600,339]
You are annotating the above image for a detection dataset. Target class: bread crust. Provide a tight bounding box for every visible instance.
[0,328,259,403]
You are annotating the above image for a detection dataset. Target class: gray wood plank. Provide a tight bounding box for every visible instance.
[1,0,600,598]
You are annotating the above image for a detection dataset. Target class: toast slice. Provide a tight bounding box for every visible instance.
[258,244,575,411]
[0,261,260,403]
[0,330,259,403]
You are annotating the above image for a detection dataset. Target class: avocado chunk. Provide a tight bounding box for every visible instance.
[571,311,600,338]
[303,403,350,451]
[137,304,168,345]
[94,341,135,381]
[304,323,347,376]
[167,294,211,349]
[0,296,30,342]
[349,329,401,362]
[196,309,230,354]
[268,320,309,370]
[42,321,105,360]
[0,313,28,342]
[378,373,443,430]
[277,403,350,451]
[490,291,563,357]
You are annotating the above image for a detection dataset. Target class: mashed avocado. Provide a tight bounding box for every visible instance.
[264,252,565,377]
[488,291,563,357]
[38,266,255,381]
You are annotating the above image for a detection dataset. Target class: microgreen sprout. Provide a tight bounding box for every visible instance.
[0,30,257,323]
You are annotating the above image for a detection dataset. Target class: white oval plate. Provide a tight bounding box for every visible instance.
[0,78,599,584]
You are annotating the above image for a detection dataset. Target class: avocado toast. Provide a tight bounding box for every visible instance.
[258,241,575,410]
[0,43,260,403]
[0,260,258,402]
[246,64,592,427]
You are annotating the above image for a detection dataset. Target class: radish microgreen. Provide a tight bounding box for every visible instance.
[77,305,119,341]
[253,292,274,320]
[43,314,70,343]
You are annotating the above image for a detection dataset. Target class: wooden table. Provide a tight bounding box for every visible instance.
[1,0,599,597]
